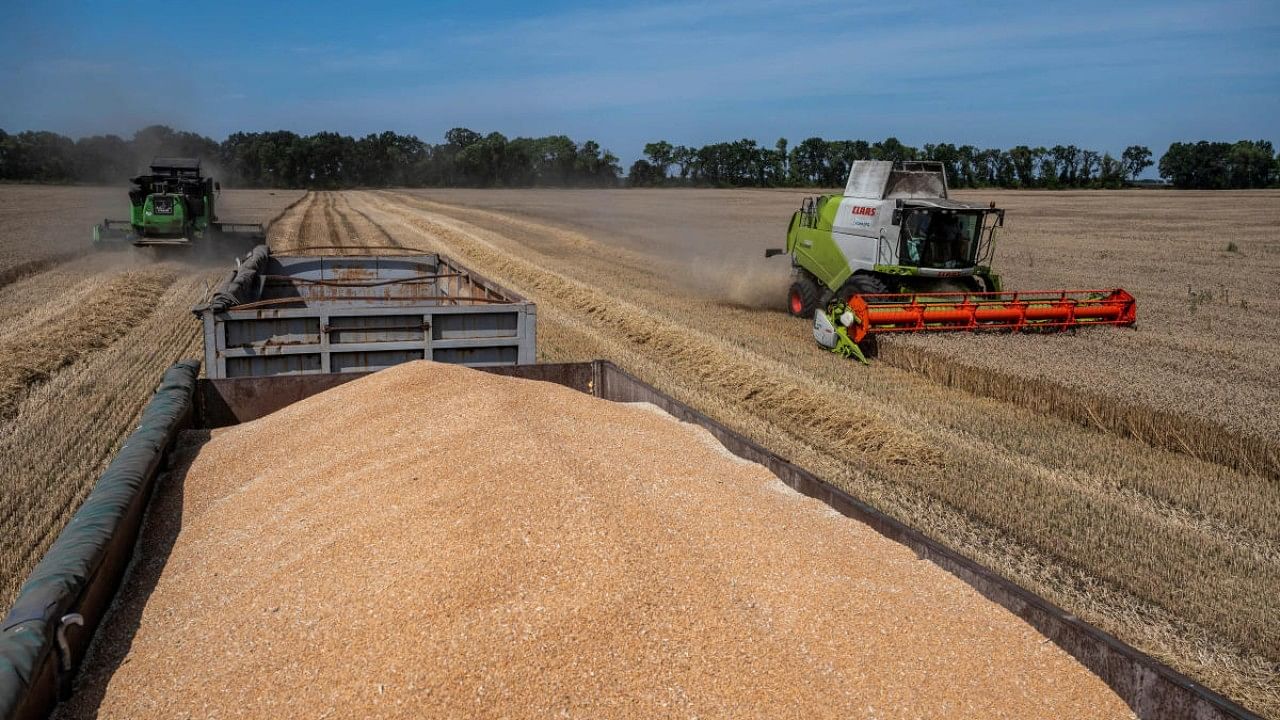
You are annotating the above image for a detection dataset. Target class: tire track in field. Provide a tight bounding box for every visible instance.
[319,192,344,249]
[266,190,317,252]
[262,191,312,236]
[336,192,403,249]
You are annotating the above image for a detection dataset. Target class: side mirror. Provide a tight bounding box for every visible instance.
[892,199,903,226]
[214,182,221,194]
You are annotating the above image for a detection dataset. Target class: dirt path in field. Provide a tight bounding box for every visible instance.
[327,190,1278,717]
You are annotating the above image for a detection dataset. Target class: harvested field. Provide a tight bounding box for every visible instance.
[0,186,117,288]
[880,190,1280,479]
[3,186,1277,717]
[62,361,1132,719]
[0,268,174,419]
[0,186,303,609]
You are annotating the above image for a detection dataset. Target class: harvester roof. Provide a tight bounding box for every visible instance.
[149,157,202,177]
[844,160,950,201]
[901,197,993,211]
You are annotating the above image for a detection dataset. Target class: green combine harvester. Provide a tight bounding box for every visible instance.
[766,160,1137,363]
[93,157,264,251]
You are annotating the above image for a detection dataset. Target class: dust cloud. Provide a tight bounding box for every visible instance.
[675,249,792,310]
[642,221,793,311]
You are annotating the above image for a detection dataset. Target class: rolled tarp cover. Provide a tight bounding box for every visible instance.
[197,244,271,314]
[0,360,200,720]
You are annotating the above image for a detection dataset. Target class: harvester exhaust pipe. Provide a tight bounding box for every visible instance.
[844,288,1137,344]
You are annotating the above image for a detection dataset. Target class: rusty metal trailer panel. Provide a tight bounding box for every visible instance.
[193,246,536,378]
[0,361,1262,720]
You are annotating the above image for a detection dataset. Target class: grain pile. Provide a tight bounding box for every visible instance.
[63,361,1131,719]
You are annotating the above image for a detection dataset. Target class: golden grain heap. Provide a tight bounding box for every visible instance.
[64,361,1129,719]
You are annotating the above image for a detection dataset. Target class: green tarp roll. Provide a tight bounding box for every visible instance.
[0,360,199,720]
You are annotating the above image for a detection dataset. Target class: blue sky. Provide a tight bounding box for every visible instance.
[1,0,1277,168]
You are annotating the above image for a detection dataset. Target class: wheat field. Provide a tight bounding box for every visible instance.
[0,186,1275,717]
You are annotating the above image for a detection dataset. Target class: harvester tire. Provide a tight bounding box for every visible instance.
[839,273,890,303]
[787,275,821,317]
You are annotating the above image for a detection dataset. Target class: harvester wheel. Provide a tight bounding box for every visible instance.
[839,273,890,303]
[787,274,821,317]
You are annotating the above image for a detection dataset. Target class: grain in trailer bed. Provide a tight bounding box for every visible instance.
[61,361,1132,719]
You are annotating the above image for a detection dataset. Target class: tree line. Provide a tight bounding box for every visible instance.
[629,138,1277,189]
[0,125,1275,190]
[0,125,621,188]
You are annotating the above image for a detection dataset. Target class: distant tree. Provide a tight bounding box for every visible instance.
[628,159,660,186]
[72,134,132,184]
[221,130,305,187]
[993,149,1016,187]
[670,145,694,182]
[444,127,482,150]
[2,123,1274,192]
[574,140,621,186]
[1037,151,1059,188]
[1080,150,1100,184]
[1097,153,1126,189]
[788,137,829,185]
[871,137,913,162]
[300,132,356,187]
[923,143,964,186]
[1007,145,1037,188]
[771,138,789,186]
[1121,145,1153,181]
[831,140,871,186]
[1,131,76,181]
[1226,140,1275,188]
[642,141,674,182]
[131,125,219,173]
[1160,141,1228,188]
[526,135,577,185]
[956,145,979,187]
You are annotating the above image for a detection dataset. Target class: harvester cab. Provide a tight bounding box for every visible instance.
[93,157,264,252]
[766,160,1006,316]
[766,160,1135,361]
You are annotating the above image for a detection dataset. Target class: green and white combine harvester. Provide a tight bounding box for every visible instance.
[93,157,264,252]
[766,160,1137,363]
